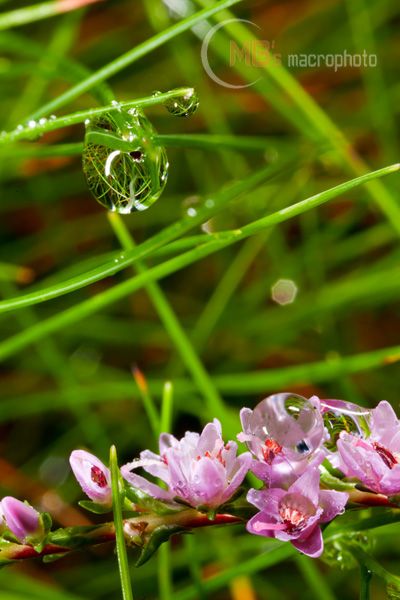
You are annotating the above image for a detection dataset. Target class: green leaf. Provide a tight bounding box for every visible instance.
[41,512,53,533]
[124,484,179,517]
[42,553,66,563]
[78,500,113,515]
[135,524,186,567]
[320,464,357,491]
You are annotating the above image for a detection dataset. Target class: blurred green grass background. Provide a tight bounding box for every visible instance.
[0,0,399,598]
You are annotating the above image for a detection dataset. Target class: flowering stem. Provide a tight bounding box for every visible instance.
[347,489,397,508]
[110,445,134,600]
[0,511,242,564]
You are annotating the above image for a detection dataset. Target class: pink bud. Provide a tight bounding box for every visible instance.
[70,450,112,506]
[1,497,41,543]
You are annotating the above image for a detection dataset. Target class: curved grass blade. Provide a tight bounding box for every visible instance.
[29,0,242,120]
[0,164,397,361]
[0,163,281,314]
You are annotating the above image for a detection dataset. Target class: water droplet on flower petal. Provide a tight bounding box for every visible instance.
[251,393,324,460]
[321,399,371,450]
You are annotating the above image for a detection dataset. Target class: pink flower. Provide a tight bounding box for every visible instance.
[246,467,348,557]
[337,401,400,495]
[1,497,41,543]
[121,419,251,510]
[69,450,112,506]
[238,394,327,486]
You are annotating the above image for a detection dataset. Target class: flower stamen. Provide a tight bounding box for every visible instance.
[90,466,108,488]
[262,438,282,464]
[373,442,398,469]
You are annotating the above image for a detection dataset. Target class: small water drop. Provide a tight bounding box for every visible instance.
[111,100,121,112]
[27,120,37,129]
[187,207,197,217]
[16,124,24,131]
[205,198,215,209]
[84,118,91,126]
[164,88,199,117]
[38,117,47,126]
[49,115,57,121]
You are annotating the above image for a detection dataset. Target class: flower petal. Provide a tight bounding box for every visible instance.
[120,469,173,501]
[246,512,284,537]
[190,456,226,506]
[221,452,252,503]
[319,490,348,523]
[291,525,323,558]
[289,466,320,507]
[197,420,222,455]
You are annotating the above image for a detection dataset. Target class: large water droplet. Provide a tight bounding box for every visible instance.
[250,393,324,460]
[164,88,199,118]
[82,108,168,214]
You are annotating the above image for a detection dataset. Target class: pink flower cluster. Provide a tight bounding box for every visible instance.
[66,394,400,558]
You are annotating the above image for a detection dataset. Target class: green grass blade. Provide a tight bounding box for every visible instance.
[0,164,397,361]
[295,555,336,600]
[29,0,242,120]
[195,0,400,233]
[174,544,294,600]
[0,88,195,145]
[107,211,227,425]
[0,0,100,31]
[110,445,134,600]
[0,163,279,314]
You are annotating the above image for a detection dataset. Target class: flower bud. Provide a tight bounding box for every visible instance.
[70,450,112,506]
[1,497,42,544]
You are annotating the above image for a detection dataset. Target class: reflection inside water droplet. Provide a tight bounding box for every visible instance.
[250,393,324,461]
[321,399,371,450]
[82,108,168,214]
[164,88,199,117]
